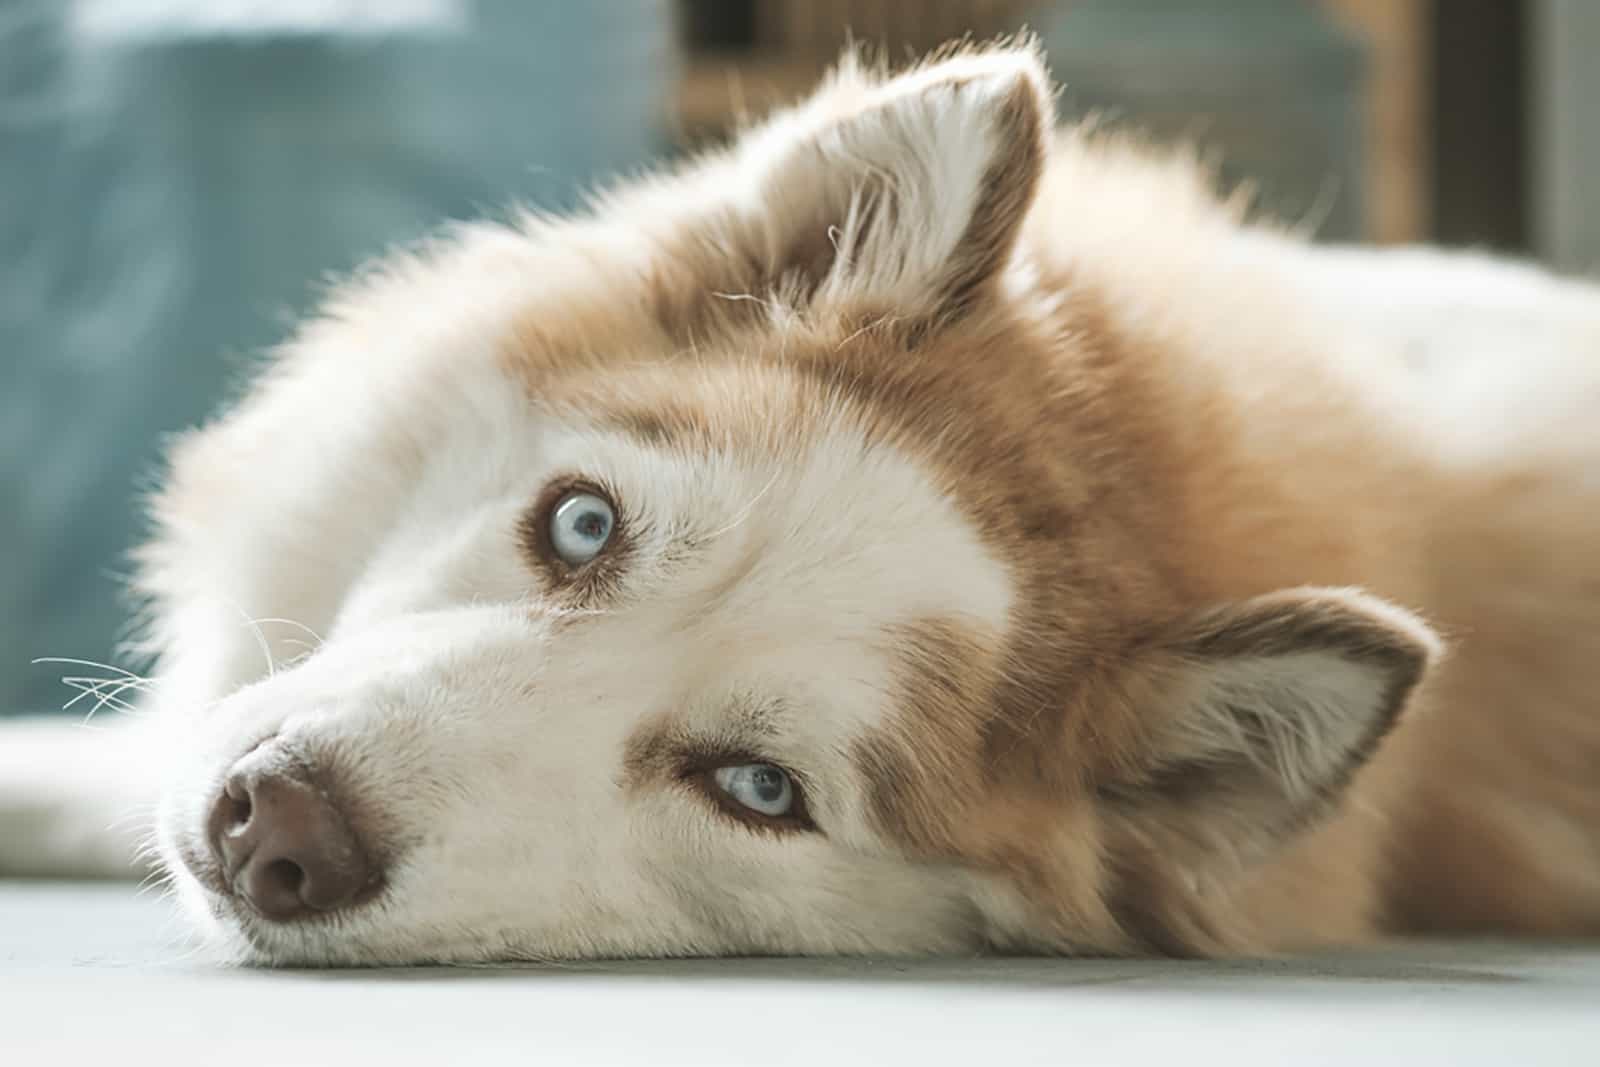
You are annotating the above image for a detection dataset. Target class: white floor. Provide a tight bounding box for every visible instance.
[2,882,1597,1065]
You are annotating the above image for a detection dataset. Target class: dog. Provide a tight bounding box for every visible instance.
[3,40,1598,965]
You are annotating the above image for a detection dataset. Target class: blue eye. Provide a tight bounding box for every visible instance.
[549,490,615,566]
[713,763,795,817]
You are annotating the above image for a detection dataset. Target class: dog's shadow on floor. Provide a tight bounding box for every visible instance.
[261,941,1575,990]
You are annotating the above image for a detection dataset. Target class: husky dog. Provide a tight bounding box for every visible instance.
[4,41,1597,965]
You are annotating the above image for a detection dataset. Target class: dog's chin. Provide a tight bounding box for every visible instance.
[161,854,561,968]
[155,820,387,968]
[166,881,413,968]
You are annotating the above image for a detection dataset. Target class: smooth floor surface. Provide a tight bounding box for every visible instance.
[1,882,1597,1064]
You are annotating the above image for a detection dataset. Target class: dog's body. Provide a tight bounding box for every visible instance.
[3,43,1598,963]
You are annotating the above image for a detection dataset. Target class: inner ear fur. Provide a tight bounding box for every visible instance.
[1064,588,1441,955]
[1096,587,1440,870]
[663,41,1053,334]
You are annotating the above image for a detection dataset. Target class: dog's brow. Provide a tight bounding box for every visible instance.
[621,700,785,791]
[602,406,715,453]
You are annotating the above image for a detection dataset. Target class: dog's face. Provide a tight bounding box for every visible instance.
[146,45,1438,964]
[160,361,1024,963]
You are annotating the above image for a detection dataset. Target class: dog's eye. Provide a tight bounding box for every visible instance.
[549,489,615,566]
[713,763,794,817]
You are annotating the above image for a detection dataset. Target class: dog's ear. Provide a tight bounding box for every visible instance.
[693,44,1052,322]
[1095,588,1439,936]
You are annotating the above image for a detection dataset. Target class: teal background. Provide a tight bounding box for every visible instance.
[1,0,680,714]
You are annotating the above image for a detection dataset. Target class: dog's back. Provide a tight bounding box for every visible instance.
[1024,140,1600,942]
[1300,247,1600,936]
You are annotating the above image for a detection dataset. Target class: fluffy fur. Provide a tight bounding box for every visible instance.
[4,40,1598,964]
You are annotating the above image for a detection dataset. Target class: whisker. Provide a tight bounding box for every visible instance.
[251,616,326,650]
[33,656,157,684]
[61,684,134,723]
[60,677,151,723]
[60,675,149,715]
[105,801,161,836]
[59,672,157,696]
[134,869,169,899]
[224,601,278,679]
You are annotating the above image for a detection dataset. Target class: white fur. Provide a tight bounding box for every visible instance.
[1225,233,1600,478]
[146,389,1015,963]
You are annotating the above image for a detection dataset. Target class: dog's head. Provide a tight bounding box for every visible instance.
[144,43,1438,964]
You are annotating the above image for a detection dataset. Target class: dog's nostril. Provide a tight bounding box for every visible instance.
[263,857,306,896]
[219,783,252,831]
[227,777,251,819]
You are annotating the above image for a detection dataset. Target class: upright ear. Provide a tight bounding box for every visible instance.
[709,45,1052,320]
[1099,588,1441,884]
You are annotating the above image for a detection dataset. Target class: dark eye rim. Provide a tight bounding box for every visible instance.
[681,756,817,835]
[519,475,629,585]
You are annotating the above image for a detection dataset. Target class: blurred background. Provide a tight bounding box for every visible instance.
[2,0,1597,716]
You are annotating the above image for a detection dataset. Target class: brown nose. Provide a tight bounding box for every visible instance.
[208,756,373,920]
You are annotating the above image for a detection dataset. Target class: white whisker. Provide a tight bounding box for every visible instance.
[60,675,150,720]
[32,656,157,684]
[223,601,278,678]
[252,616,326,649]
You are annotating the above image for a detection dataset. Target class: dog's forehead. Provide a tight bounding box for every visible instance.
[563,356,1016,630]
[517,352,1013,767]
